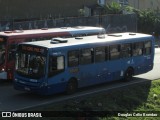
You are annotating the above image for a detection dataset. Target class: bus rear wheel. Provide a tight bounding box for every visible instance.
[124,68,134,82]
[66,79,78,95]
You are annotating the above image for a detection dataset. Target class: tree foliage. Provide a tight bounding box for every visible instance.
[104,2,123,14]
[137,9,160,35]
[124,6,160,35]
[104,2,160,35]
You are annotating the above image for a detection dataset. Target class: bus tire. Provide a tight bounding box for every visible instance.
[66,79,78,95]
[123,68,134,82]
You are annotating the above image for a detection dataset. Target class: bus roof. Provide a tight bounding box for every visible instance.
[0,26,105,37]
[20,32,153,49]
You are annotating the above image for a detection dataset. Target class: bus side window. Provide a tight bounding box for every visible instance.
[121,44,132,58]
[144,41,151,55]
[95,47,106,62]
[133,42,143,56]
[68,50,79,67]
[109,45,120,60]
[48,56,64,77]
[80,48,94,65]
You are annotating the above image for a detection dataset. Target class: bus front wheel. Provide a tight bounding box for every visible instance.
[66,79,78,95]
[124,68,134,82]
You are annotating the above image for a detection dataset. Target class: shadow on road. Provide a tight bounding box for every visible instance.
[11,77,152,112]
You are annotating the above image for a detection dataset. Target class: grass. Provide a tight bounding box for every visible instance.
[2,79,160,120]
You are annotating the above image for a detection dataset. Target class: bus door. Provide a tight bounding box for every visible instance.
[132,41,152,74]
[141,41,153,72]
[143,41,153,70]
[47,55,66,93]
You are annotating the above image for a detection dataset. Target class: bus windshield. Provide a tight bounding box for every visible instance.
[16,53,46,79]
[0,37,6,66]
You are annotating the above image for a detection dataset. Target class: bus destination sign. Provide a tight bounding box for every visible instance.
[21,45,46,54]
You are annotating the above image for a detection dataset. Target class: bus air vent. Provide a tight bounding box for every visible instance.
[97,34,105,39]
[72,26,84,29]
[13,30,24,33]
[50,37,68,44]
[75,37,83,40]
[4,31,12,33]
[129,33,136,35]
[61,27,68,29]
[41,28,48,30]
[108,34,122,37]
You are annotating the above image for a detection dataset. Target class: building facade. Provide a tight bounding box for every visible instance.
[1,0,159,20]
[128,0,160,11]
[107,0,160,11]
[0,0,97,20]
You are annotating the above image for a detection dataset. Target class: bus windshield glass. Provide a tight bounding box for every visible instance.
[16,53,46,79]
[0,37,6,66]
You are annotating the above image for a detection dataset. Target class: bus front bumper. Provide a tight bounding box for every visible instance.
[14,80,66,95]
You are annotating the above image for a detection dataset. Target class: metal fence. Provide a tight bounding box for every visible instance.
[0,14,137,33]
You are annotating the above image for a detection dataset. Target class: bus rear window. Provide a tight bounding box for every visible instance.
[133,42,143,56]
[144,41,152,55]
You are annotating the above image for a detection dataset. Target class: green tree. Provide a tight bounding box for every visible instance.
[104,2,123,14]
[125,6,160,35]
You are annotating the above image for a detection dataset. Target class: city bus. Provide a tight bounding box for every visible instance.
[14,32,154,95]
[0,26,105,80]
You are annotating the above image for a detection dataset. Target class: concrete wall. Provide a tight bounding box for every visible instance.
[0,14,137,33]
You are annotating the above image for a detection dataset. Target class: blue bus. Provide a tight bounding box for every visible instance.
[14,33,155,95]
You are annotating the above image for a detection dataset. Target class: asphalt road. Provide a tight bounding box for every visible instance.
[0,48,160,111]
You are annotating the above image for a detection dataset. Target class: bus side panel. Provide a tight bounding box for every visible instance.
[77,64,97,87]
[95,62,113,83]
[133,56,153,75]
[106,60,124,81]
[47,72,69,94]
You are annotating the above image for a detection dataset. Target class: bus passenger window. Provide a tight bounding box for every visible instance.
[95,47,106,62]
[144,41,151,55]
[48,56,64,77]
[80,48,94,65]
[109,45,120,60]
[68,50,79,67]
[133,42,143,56]
[121,44,132,58]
